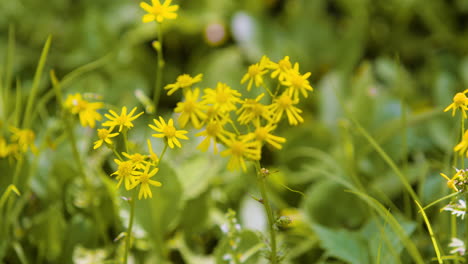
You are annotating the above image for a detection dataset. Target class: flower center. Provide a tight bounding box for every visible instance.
[454,93,467,105]
[118,161,133,177]
[255,127,268,141]
[177,74,193,88]
[230,141,244,156]
[138,173,150,183]
[277,95,293,108]
[163,125,176,137]
[183,100,196,112]
[98,129,110,139]
[279,60,291,71]
[248,65,261,76]
[206,122,220,136]
[290,74,304,88]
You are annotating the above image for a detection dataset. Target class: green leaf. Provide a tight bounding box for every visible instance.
[134,160,184,255]
[312,224,369,264]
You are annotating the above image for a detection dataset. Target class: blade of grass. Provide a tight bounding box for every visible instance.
[22,35,52,129]
[420,192,459,211]
[414,200,443,264]
[3,25,15,121]
[347,190,425,264]
[348,115,420,204]
[32,51,114,123]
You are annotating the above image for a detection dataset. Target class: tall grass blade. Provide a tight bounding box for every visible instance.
[22,35,52,129]
[348,190,425,264]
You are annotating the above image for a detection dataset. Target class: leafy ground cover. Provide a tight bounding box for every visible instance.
[1,0,468,263]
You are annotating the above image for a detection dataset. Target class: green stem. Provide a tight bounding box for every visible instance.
[461,117,468,264]
[153,23,164,113]
[255,162,278,264]
[123,190,137,264]
[122,130,130,154]
[158,142,169,165]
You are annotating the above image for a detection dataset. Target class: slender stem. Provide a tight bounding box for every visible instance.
[122,130,130,154]
[123,190,137,264]
[153,23,164,113]
[254,162,278,264]
[157,142,169,166]
[461,116,468,264]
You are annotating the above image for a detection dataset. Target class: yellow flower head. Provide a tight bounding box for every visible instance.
[440,170,464,192]
[236,93,272,125]
[221,137,261,172]
[241,60,268,91]
[174,88,207,128]
[111,159,136,190]
[203,82,242,113]
[268,56,293,82]
[269,92,304,126]
[64,93,85,114]
[9,127,37,153]
[444,89,468,118]
[0,137,9,158]
[242,123,286,150]
[102,106,144,132]
[93,128,119,149]
[149,116,189,148]
[140,0,179,23]
[64,93,103,128]
[281,63,313,100]
[454,130,468,157]
[123,152,147,170]
[130,163,162,200]
[196,120,233,153]
[165,73,203,96]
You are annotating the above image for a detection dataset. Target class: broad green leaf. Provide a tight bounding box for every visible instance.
[311,224,369,264]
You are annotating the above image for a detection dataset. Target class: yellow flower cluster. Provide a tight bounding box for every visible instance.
[166,55,313,172]
[442,89,468,192]
[111,141,162,200]
[0,127,37,159]
[82,99,188,199]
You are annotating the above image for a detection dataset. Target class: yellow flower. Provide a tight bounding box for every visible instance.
[9,127,37,153]
[242,123,286,150]
[241,61,268,91]
[146,139,159,164]
[221,137,261,172]
[102,106,144,132]
[93,128,119,149]
[269,92,304,125]
[455,130,468,156]
[164,73,203,96]
[196,120,233,153]
[0,137,9,158]
[440,170,464,192]
[281,63,313,100]
[64,93,103,128]
[444,89,468,118]
[268,56,292,81]
[123,152,147,170]
[149,116,189,148]
[174,88,207,128]
[236,93,272,125]
[64,93,85,114]
[140,0,179,23]
[203,82,242,113]
[111,159,136,190]
[130,163,162,200]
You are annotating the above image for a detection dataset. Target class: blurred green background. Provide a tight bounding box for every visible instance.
[2,0,468,263]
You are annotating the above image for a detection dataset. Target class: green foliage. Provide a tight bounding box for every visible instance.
[1,0,468,263]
